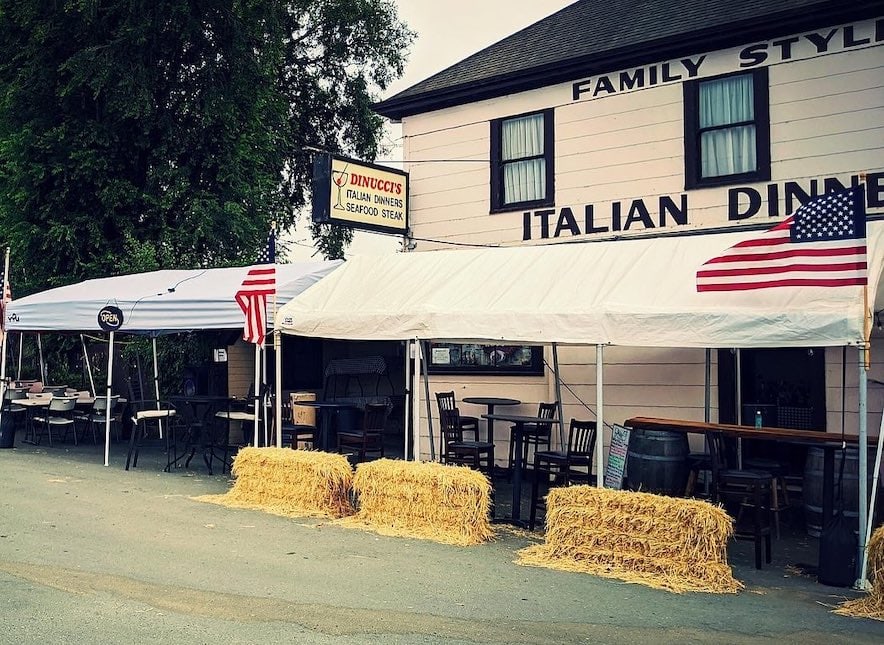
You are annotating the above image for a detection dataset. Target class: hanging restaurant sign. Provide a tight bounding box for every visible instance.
[312,153,409,235]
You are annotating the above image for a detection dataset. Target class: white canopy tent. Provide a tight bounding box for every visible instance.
[276,226,884,347]
[2,261,343,465]
[6,262,342,333]
[275,222,884,586]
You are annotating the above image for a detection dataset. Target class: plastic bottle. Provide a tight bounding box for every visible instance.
[754,409,763,428]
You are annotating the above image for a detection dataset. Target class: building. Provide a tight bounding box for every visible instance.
[373,0,884,465]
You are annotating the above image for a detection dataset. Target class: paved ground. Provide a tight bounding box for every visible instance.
[1,439,882,644]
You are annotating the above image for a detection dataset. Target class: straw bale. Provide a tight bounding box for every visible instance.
[835,524,884,621]
[336,459,493,546]
[516,485,742,594]
[195,447,354,519]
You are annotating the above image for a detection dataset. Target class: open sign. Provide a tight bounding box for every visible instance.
[98,306,124,331]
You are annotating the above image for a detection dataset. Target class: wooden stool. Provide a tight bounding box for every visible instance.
[743,457,791,539]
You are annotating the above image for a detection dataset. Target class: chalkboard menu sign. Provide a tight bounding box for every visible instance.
[604,424,631,489]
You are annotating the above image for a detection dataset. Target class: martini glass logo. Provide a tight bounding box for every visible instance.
[332,164,349,210]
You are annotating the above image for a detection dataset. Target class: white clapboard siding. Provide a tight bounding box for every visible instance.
[773,128,884,162]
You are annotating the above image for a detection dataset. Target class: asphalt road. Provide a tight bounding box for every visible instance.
[1,443,882,644]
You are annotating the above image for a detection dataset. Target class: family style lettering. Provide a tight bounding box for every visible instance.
[572,57,705,100]
[739,19,884,67]
[571,19,883,101]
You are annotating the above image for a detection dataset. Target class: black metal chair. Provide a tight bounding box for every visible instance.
[213,384,271,473]
[77,395,122,445]
[2,387,28,437]
[125,396,177,471]
[337,402,388,463]
[529,419,597,530]
[509,401,557,474]
[436,391,480,441]
[440,407,494,477]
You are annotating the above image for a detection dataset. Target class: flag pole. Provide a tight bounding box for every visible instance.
[861,174,871,369]
[856,174,872,588]
[267,223,277,447]
[270,223,281,447]
[0,247,10,421]
[863,283,871,371]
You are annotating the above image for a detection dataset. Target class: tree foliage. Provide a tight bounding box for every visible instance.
[0,0,412,295]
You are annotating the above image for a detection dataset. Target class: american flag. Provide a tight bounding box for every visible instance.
[235,232,276,344]
[697,187,867,292]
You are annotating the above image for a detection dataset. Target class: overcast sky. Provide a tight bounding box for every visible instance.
[287,0,576,259]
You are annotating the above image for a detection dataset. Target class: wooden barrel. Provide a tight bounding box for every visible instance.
[291,392,317,426]
[803,446,877,537]
[626,429,689,496]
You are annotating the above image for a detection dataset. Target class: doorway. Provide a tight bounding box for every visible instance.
[718,347,826,474]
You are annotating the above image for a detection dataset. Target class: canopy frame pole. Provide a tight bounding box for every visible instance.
[595,344,604,488]
[0,247,10,410]
[80,334,96,396]
[857,345,869,587]
[37,333,46,384]
[421,341,435,462]
[704,349,711,423]
[403,341,412,461]
[104,332,114,467]
[253,344,261,447]
[860,409,884,589]
[412,338,422,462]
[261,338,269,447]
[552,343,565,447]
[16,332,22,380]
[703,349,712,479]
[152,337,163,439]
[274,330,283,448]
[735,348,743,468]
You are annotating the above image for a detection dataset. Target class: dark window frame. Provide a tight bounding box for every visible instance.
[490,108,555,213]
[684,67,770,190]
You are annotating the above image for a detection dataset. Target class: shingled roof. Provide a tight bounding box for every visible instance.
[374,0,882,120]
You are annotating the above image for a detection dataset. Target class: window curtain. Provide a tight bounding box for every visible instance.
[502,114,545,203]
[699,75,756,178]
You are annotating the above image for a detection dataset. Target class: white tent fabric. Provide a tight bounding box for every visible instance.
[7,261,343,333]
[276,222,884,348]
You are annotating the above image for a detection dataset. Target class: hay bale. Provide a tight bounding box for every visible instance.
[337,459,493,546]
[516,485,742,594]
[195,447,353,519]
[835,524,884,621]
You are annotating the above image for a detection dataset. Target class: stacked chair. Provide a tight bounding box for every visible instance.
[337,402,388,464]
[439,407,494,477]
[529,419,597,530]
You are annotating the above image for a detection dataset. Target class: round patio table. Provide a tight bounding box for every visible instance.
[462,396,520,444]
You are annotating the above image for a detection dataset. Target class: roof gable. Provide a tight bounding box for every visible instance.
[375,0,882,120]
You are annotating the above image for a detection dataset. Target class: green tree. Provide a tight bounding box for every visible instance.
[0,0,412,295]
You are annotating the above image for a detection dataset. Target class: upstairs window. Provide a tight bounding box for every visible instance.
[684,68,770,188]
[490,109,554,212]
